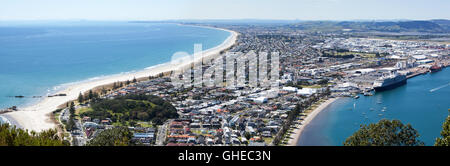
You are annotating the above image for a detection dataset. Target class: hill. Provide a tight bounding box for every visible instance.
[291,20,450,33]
[80,94,178,126]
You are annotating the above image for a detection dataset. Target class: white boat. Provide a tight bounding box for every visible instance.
[373,72,407,91]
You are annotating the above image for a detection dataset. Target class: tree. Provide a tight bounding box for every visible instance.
[88,90,94,100]
[66,102,76,131]
[132,77,137,83]
[0,123,67,146]
[344,119,424,146]
[78,93,84,103]
[113,82,118,89]
[66,118,76,131]
[86,127,137,146]
[244,132,252,140]
[129,121,137,127]
[435,113,450,146]
[69,102,75,115]
[101,87,108,95]
[82,94,178,125]
[325,87,331,96]
[317,79,328,85]
[137,112,149,121]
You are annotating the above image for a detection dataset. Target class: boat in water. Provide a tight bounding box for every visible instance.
[430,64,442,73]
[363,91,373,96]
[373,72,407,92]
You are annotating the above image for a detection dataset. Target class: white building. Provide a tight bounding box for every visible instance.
[413,55,427,60]
[253,97,268,104]
[297,88,317,96]
[282,86,298,92]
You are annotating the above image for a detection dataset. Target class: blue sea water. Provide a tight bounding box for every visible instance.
[0,21,231,109]
[298,67,450,146]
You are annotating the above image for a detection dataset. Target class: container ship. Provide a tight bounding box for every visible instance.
[430,64,442,73]
[373,73,407,91]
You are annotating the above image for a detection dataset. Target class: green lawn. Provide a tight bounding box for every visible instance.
[76,107,93,117]
[137,121,154,128]
[54,112,61,122]
[325,51,383,59]
[263,137,274,145]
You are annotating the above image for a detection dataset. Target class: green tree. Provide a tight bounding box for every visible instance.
[88,90,94,100]
[113,82,118,89]
[86,127,136,146]
[78,92,84,103]
[81,94,178,125]
[435,113,450,146]
[244,132,252,140]
[66,102,76,131]
[69,102,75,115]
[66,118,76,131]
[0,124,67,146]
[344,119,424,146]
[317,79,328,85]
[101,87,108,95]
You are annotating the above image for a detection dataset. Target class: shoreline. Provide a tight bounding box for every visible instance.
[0,114,22,129]
[287,67,449,146]
[287,97,340,146]
[3,25,239,132]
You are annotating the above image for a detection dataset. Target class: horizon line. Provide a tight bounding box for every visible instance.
[0,18,449,22]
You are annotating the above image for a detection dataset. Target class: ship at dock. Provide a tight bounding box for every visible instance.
[430,64,442,73]
[373,72,407,92]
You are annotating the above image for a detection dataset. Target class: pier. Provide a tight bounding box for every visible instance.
[406,69,429,79]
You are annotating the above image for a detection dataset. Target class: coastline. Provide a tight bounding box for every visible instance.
[0,114,21,129]
[287,97,340,146]
[3,26,239,132]
[292,68,450,145]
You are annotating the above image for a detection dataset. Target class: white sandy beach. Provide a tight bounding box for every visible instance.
[4,27,238,132]
[287,97,340,146]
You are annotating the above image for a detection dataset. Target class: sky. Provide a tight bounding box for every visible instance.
[0,0,449,21]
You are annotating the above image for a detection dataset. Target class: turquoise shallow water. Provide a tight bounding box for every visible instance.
[0,21,230,109]
[298,67,450,146]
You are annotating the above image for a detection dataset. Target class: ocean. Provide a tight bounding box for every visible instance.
[0,21,231,109]
[298,67,450,146]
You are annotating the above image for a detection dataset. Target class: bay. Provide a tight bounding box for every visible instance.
[0,21,231,109]
[298,67,450,146]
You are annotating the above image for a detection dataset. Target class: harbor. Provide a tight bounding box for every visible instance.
[298,67,450,146]
[331,57,449,98]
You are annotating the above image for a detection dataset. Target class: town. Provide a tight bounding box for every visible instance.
[54,23,449,146]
